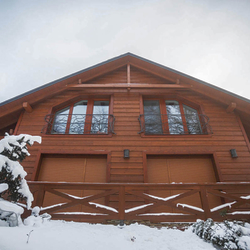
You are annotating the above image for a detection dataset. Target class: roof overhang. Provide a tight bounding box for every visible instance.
[0,52,250,131]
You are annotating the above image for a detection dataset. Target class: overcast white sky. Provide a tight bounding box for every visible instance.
[1,0,250,103]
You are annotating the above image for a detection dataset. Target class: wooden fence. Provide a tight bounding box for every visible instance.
[27,182,250,223]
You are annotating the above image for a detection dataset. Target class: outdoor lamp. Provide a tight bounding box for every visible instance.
[124,149,130,158]
[230,149,238,158]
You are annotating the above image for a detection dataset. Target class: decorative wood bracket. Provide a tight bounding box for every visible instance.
[23,102,33,113]
[226,102,236,113]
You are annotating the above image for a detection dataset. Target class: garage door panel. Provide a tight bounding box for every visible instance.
[147,155,217,184]
[168,155,216,183]
[38,154,107,213]
[147,157,170,183]
[84,158,107,183]
[147,155,221,214]
[38,157,86,182]
[147,157,171,213]
[81,157,107,212]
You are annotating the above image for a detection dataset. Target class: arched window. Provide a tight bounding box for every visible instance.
[46,99,114,135]
[140,99,210,135]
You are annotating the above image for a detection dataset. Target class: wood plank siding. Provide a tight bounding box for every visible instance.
[12,67,250,183]
[14,66,250,185]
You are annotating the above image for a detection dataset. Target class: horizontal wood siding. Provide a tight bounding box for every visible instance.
[130,66,173,84]
[15,67,250,183]
[83,66,127,84]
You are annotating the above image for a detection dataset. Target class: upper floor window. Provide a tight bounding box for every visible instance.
[139,99,211,135]
[45,99,115,135]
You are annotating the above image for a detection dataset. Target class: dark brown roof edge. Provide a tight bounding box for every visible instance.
[1,52,249,106]
[0,53,130,107]
[129,54,250,104]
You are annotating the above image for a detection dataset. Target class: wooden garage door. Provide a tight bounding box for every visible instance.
[147,155,221,213]
[38,154,107,212]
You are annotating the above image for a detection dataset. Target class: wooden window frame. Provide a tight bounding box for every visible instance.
[43,95,114,137]
[139,94,211,137]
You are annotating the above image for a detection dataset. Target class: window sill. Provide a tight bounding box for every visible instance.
[140,133,213,138]
[42,133,113,138]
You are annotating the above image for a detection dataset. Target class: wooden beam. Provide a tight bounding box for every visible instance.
[127,63,131,91]
[176,79,180,84]
[226,102,237,113]
[127,63,130,84]
[69,83,191,90]
[236,115,250,152]
[78,79,82,84]
[23,102,33,113]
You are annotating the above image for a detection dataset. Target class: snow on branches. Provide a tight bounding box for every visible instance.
[0,134,41,209]
[191,219,250,250]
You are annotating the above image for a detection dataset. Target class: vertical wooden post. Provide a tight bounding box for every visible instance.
[118,185,125,221]
[35,185,46,207]
[13,111,24,135]
[127,63,130,84]
[236,115,250,152]
[106,152,112,183]
[127,63,131,91]
[142,151,148,183]
[200,186,211,219]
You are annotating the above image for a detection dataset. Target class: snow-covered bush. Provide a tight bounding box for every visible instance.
[24,206,51,227]
[0,133,41,226]
[191,219,250,250]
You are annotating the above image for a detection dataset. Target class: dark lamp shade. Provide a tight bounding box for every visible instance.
[124,149,130,158]
[230,149,238,158]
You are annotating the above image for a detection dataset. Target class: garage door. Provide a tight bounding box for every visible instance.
[147,155,220,213]
[38,154,107,212]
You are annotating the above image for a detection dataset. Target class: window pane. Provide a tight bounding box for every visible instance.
[165,101,184,134]
[91,101,109,134]
[52,107,70,134]
[143,100,163,134]
[69,101,88,134]
[183,105,202,134]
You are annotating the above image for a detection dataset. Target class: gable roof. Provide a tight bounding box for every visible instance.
[1,52,250,132]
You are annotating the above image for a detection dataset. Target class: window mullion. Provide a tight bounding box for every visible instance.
[179,101,189,134]
[84,99,94,134]
[160,99,169,134]
[65,104,74,134]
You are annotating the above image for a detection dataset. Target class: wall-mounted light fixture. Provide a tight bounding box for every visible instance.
[230,149,238,158]
[124,149,130,158]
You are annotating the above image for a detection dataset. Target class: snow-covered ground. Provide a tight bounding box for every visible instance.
[0,220,217,250]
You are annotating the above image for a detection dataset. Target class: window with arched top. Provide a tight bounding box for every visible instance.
[139,98,211,135]
[44,99,115,135]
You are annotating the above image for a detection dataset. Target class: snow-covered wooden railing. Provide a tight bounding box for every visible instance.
[27,182,250,223]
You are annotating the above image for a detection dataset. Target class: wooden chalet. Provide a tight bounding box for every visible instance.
[0,53,250,223]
